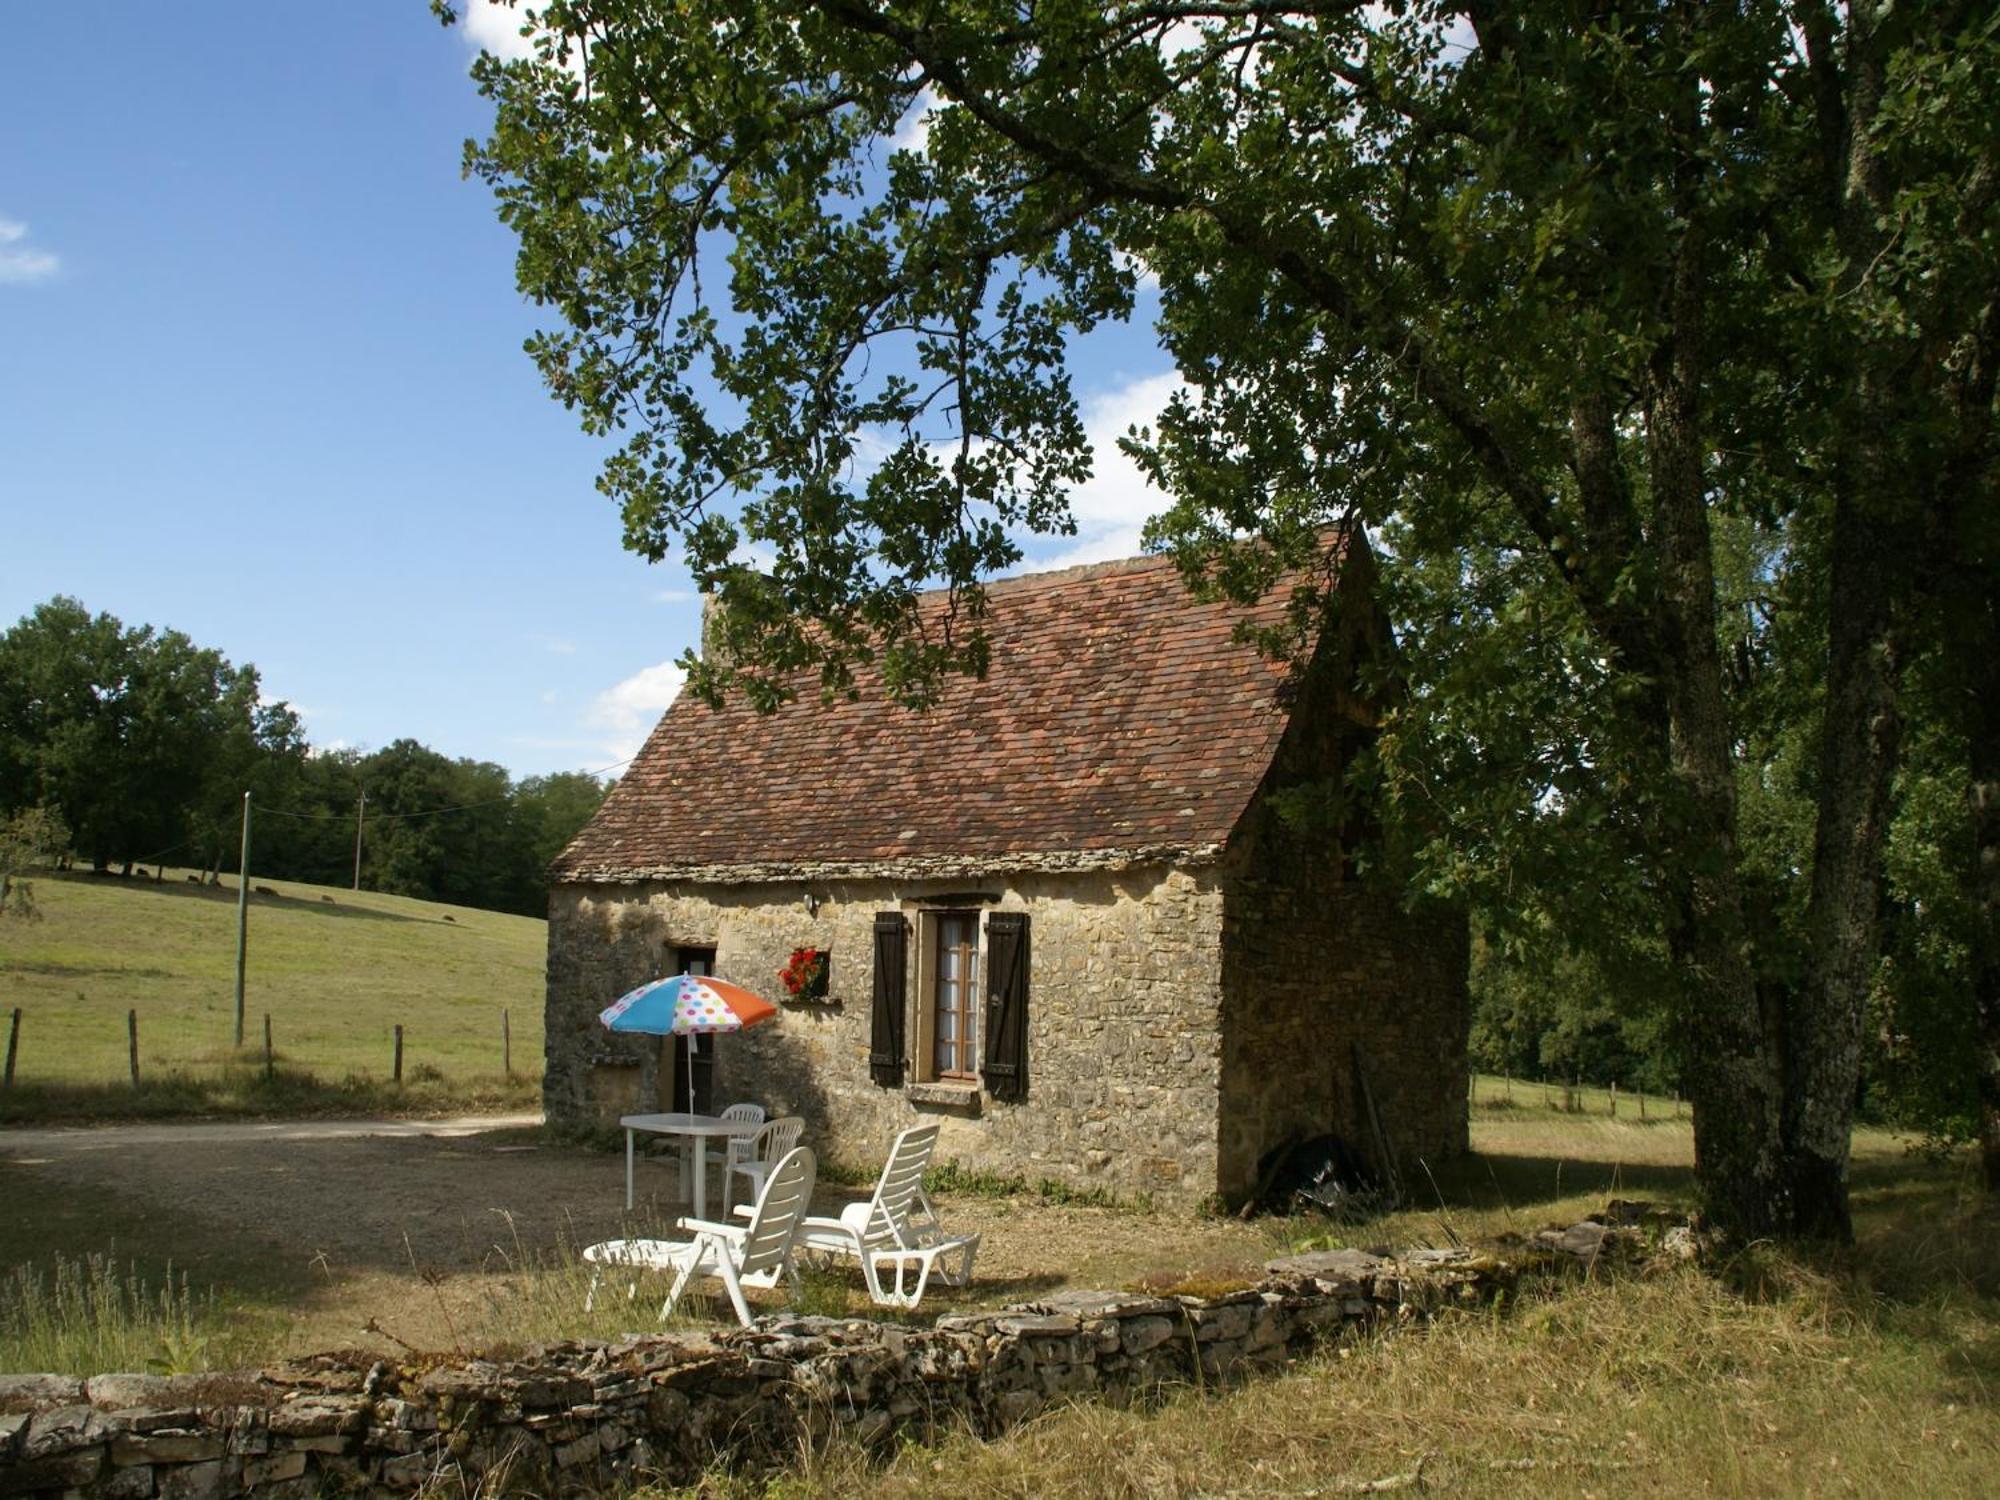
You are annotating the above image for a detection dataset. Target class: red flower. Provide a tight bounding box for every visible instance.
[779,946,827,997]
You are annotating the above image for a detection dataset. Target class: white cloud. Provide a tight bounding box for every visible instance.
[586,658,686,765]
[730,542,778,575]
[458,0,543,62]
[1115,247,1161,294]
[892,85,942,156]
[1021,370,1183,572]
[0,217,59,284]
[654,587,700,604]
[1158,18,1208,59]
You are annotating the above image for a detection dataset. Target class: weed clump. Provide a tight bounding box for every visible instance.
[0,1252,228,1376]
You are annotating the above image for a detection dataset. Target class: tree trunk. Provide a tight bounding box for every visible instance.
[1975,719,2000,1194]
[1960,583,2000,1192]
[1644,202,1787,1239]
[1785,1,1913,1238]
[1789,487,1899,1238]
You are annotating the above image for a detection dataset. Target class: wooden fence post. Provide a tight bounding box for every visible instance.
[503,1009,512,1078]
[128,1009,140,1087]
[3,1008,19,1092]
[264,1013,274,1081]
[1610,1081,1619,1118]
[393,1024,404,1085]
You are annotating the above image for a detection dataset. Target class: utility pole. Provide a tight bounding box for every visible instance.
[352,789,366,891]
[235,790,251,1048]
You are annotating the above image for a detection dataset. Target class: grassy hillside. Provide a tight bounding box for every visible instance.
[0,868,543,1118]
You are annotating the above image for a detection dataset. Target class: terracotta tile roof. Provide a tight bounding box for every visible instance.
[554,551,1303,883]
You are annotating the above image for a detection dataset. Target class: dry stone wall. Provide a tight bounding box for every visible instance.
[1,1221,1665,1500]
[544,866,1229,1201]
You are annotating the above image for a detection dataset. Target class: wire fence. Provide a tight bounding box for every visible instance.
[0,1002,538,1103]
[1472,1071,1686,1120]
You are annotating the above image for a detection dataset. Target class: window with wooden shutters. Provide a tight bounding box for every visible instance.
[981,911,1029,1101]
[869,912,909,1087]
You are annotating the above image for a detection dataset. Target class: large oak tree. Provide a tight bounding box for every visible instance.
[452,0,2000,1236]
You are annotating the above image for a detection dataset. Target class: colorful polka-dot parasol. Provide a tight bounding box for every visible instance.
[599,974,778,1104]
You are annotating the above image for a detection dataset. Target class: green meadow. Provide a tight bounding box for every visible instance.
[0,869,543,1119]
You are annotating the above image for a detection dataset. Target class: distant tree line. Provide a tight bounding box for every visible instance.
[0,597,609,917]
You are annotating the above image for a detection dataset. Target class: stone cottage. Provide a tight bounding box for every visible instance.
[544,545,1468,1206]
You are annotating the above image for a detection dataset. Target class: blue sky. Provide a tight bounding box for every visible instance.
[0,3,1177,779]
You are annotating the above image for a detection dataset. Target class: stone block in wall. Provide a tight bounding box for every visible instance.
[1187,1301,1255,1343]
[21,1403,105,1461]
[1264,1247,1390,1297]
[98,1461,154,1500]
[282,1435,351,1454]
[110,1429,224,1465]
[267,1394,366,1437]
[1118,1315,1178,1357]
[240,1449,308,1486]
[0,1447,104,1496]
[0,1375,84,1414]
[155,1456,223,1500]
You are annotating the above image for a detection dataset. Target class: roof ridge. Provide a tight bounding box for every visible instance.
[966,549,1178,598]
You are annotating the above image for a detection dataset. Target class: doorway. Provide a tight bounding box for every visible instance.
[667,946,717,1112]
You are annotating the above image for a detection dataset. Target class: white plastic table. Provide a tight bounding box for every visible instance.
[619,1112,761,1217]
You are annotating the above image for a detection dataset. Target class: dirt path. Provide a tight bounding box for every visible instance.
[0,1114,542,1153]
[3,1115,656,1281]
[2,1114,1281,1359]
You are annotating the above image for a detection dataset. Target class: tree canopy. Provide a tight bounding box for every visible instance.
[0,599,611,918]
[455,0,2000,1232]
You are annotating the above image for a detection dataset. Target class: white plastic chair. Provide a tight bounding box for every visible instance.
[798,1123,980,1309]
[693,1101,764,1199]
[583,1146,816,1328]
[717,1101,766,1170]
[724,1115,805,1215]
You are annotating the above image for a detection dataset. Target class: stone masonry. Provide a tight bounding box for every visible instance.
[0,1216,1666,1500]
[545,863,1230,1200]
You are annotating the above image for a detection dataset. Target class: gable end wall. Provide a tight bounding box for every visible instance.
[1213,535,1471,1202]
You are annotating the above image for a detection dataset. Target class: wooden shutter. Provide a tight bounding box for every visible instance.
[869,912,909,1087]
[982,911,1029,1101]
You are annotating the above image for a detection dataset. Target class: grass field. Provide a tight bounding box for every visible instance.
[0,868,543,1118]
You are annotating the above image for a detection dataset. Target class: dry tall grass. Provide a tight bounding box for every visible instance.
[634,1203,1997,1499]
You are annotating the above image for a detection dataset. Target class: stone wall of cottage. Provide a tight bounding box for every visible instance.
[545,865,1229,1201]
[1216,847,1470,1202]
[1208,536,1472,1204]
